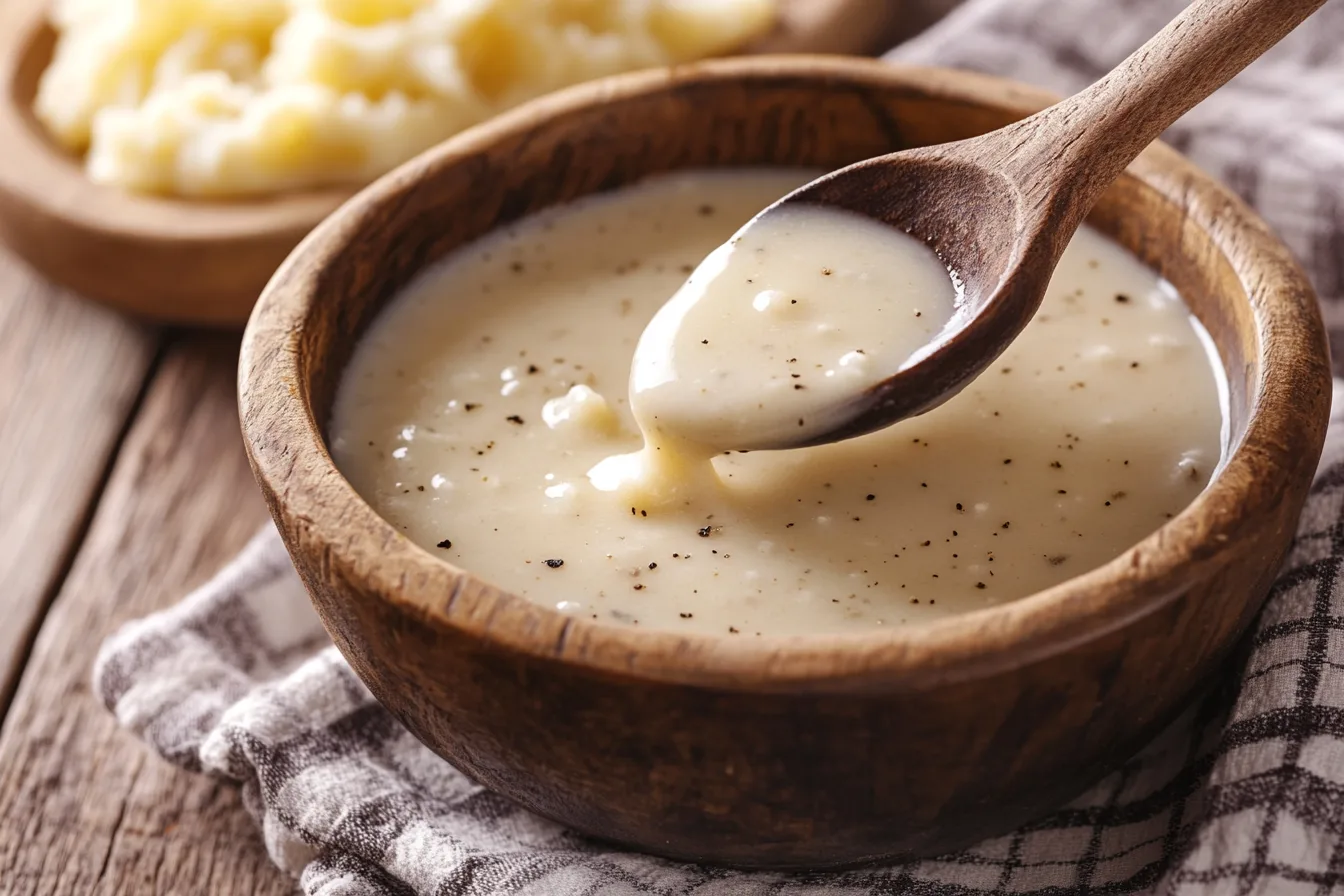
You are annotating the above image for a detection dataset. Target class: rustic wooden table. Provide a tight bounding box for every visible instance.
[0,242,294,893]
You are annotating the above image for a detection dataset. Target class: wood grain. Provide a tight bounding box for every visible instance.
[0,248,157,713]
[0,335,290,896]
[0,0,906,329]
[240,57,1330,868]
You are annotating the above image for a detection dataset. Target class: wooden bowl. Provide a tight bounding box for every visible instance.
[0,0,901,327]
[239,57,1331,868]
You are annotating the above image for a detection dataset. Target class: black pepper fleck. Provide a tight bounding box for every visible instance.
[436,539,452,549]
[544,558,564,568]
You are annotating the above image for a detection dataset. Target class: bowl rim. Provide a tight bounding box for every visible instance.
[240,55,1330,693]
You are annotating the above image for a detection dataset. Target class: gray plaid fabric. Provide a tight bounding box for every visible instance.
[95,1,1344,893]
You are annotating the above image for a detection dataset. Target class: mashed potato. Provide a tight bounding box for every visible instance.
[35,0,775,197]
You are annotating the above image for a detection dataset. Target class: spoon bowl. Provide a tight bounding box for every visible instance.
[763,151,1028,446]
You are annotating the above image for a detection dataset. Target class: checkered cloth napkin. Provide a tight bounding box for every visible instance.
[95,1,1344,893]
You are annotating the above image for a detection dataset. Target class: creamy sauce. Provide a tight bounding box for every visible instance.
[330,169,1225,636]
[628,205,959,453]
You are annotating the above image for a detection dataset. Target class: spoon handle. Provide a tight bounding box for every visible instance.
[1009,0,1326,211]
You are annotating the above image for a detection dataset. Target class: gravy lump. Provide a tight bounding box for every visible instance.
[330,169,1226,636]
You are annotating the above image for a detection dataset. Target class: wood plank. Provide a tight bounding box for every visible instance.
[0,248,158,713]
[0,334,293,896]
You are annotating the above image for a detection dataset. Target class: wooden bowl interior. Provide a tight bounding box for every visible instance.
[295,71,1255,470]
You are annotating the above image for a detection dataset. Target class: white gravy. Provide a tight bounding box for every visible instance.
[330,169,1226,636]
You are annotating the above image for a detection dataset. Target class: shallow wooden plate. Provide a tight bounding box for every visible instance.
[0,0,901,327]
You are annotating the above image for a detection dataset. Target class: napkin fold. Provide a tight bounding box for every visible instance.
[96,1,1344,893]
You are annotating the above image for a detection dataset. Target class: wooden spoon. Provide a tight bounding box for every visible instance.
[735,0,1326,450]
[0,0,903,327]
